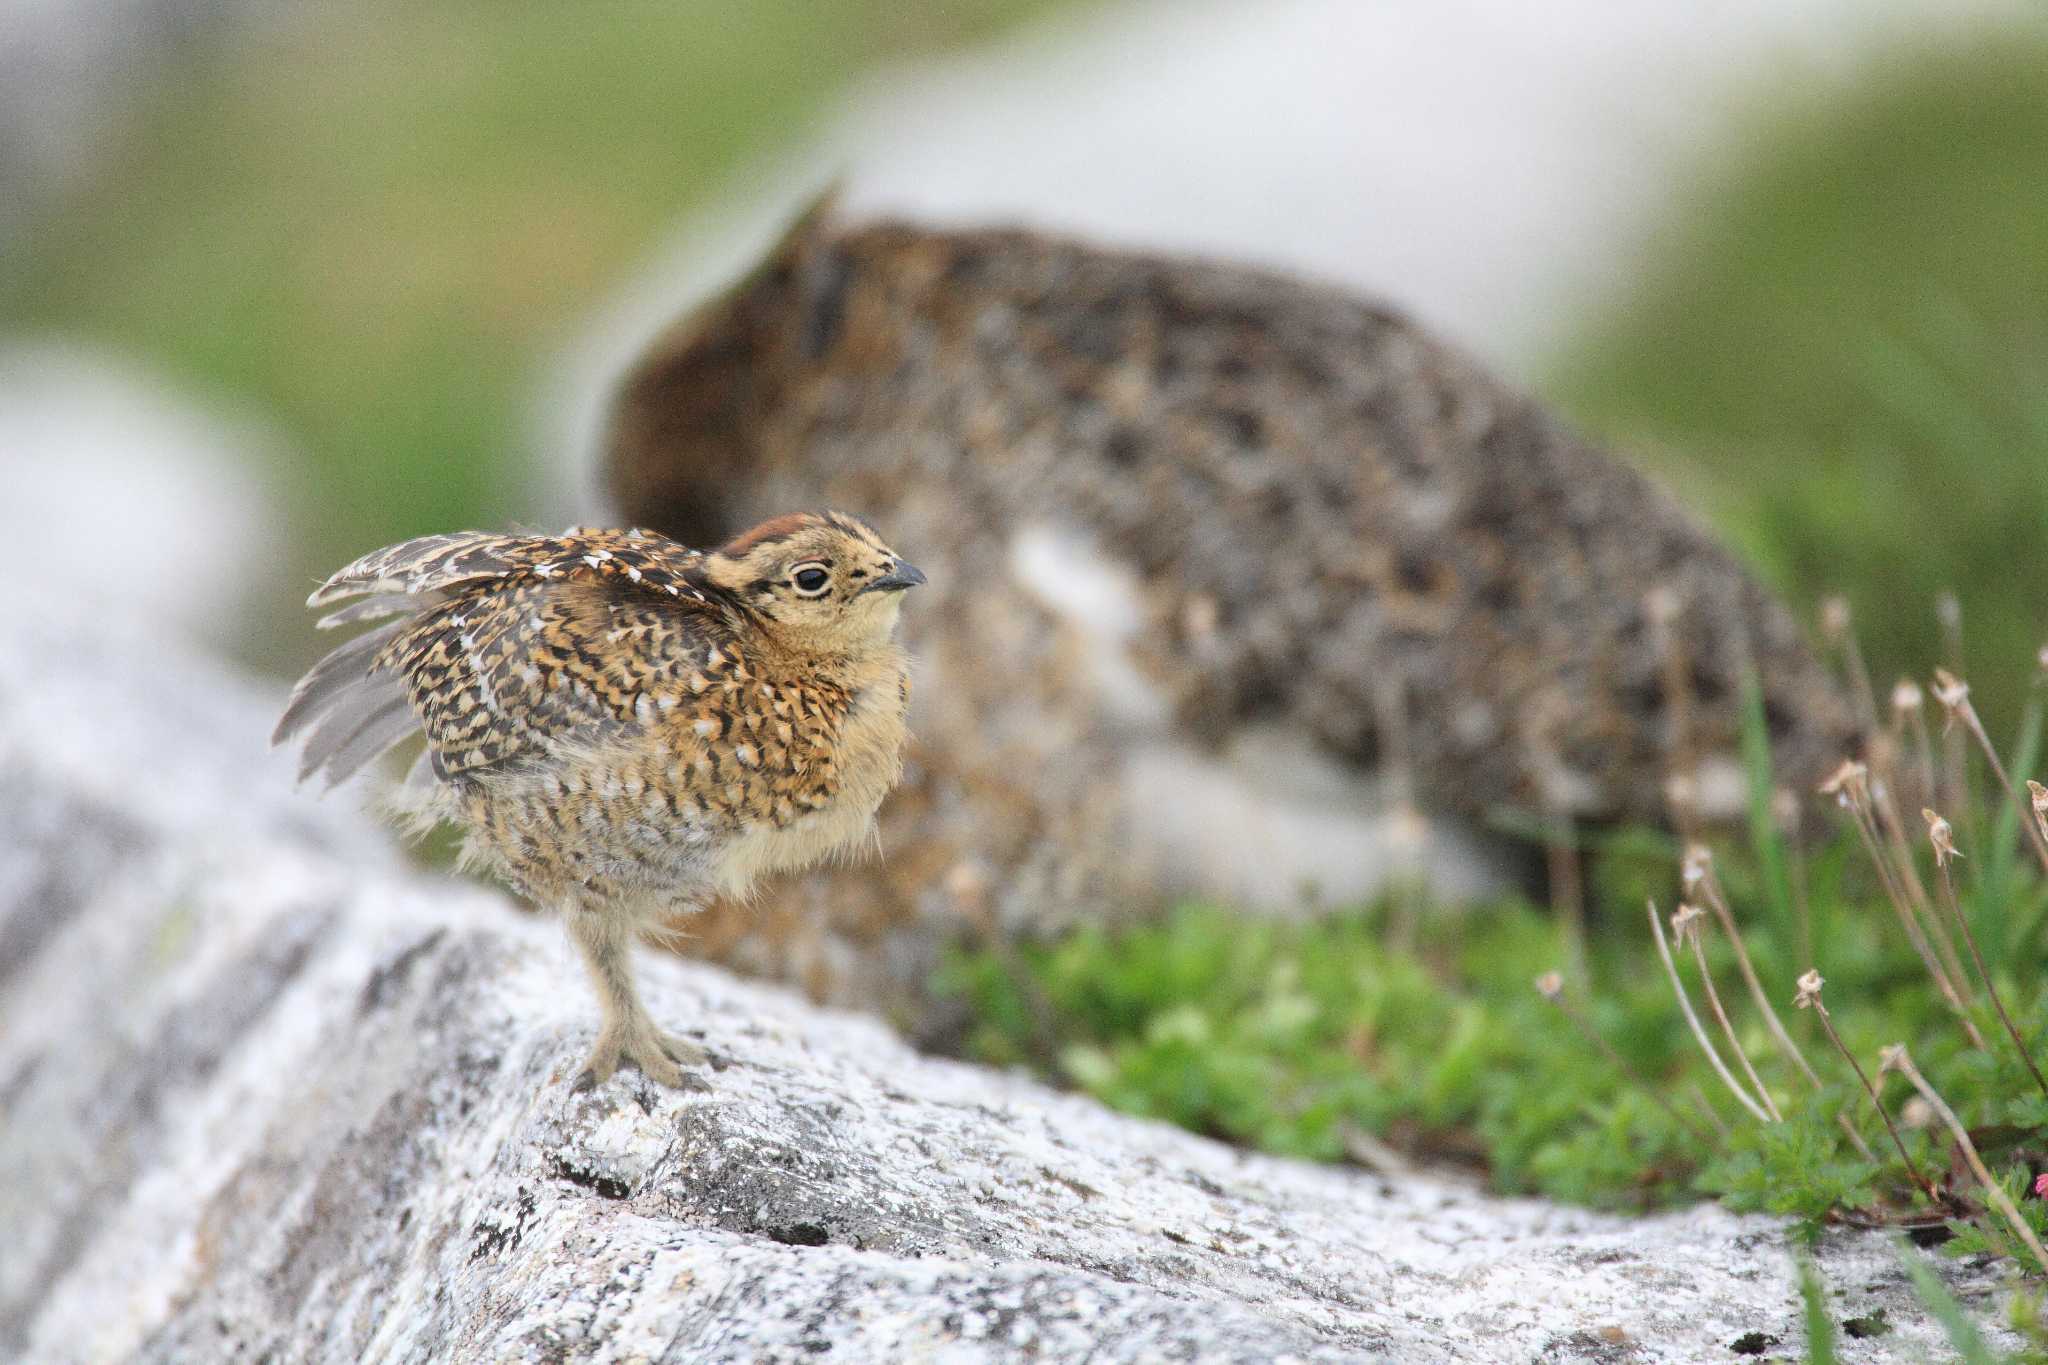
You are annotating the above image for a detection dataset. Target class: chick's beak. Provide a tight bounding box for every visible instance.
[868,560,927,593]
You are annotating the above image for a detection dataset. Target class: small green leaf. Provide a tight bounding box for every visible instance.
[1797,1257,1838,1365]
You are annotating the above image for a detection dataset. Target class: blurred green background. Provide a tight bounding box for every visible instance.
[4,0,2045,727]
[1551,32,2048,732]
[1,0,1055,671]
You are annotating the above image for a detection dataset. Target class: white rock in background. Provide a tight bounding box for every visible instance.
[0,343,284,649]
[562,0,2030,455]
[818,0,2031,367]
[0,572,2019,1362]
[0,0,297,259]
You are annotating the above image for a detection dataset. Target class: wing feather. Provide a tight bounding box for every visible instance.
[299,691,416,787]
[271,619,406,746]
[276,527,737,788]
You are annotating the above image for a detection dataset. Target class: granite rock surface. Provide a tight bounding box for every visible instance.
[0,601,2018,1362]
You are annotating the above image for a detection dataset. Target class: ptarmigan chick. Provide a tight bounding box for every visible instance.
[273,511,924,1090]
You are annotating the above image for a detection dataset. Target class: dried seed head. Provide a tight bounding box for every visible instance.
[1794,970,1825,1010]
[1820,595,1852,641]
[1891,679,1923,714]
[1878,1043,1909,1075]
[1932,669,1970,718]
[1670,902,1706,944]
[1818,758,1869,801]
[1901,1096,1935,1130]
[1534,971,1564,1001]
[1921,808,1963,866]
[2029,780,2048,816]
[1681,843,1712,890]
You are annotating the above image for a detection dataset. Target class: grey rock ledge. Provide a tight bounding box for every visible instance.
[0,600,2019,1362]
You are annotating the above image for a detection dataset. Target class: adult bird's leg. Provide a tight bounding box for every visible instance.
[567,902,705,1091]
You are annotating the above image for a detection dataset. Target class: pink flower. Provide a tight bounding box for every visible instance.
[2033,1173,2048,1199]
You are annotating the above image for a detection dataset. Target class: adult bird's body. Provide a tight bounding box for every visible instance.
[274,511,923,1089]
[593,208,1863,1032]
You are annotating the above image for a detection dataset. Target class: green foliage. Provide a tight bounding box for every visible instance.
[1899,1240,2002,1364]
[939,749,2048,1246]
[1946,1169,2048,1266]
[1972,695,2044,972]
[1798,1258,1838,1365]
[1552,27,2048,735]
[2011,1287,2048,1361]
[947,910,1776,1197]
[1697,1096,1878,1232]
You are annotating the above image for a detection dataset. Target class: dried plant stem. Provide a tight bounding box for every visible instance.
[1839,622,1883,742]
[1538,982,1723,1141]
[1804,1002,1937,1203]
[1840,796,1983,1046]
[1648,901,1774,1124]
[1373,676,1425,956]
[1945,681,2048,879]
[1886,1046,2048,1274]
[1905,703,1938,812]
[1787,837,1815,974]
[1546,812,1588,991]
[1934,858,2048,1100]
[1937,594,1968,815]
[1942,725,1969,824]
[1698,870,1821,1087]
[1648,587,1701,848]
[1685,922,1783,1121]
[1871,786,1971,993]
[1833,1103,1881,1165]
[1695,869,1876,1161]
[1680,1083,1725,1136]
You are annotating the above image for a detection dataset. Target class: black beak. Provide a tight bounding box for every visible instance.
[868,560,927,593]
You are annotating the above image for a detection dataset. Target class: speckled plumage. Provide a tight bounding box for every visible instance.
[598,207,1863,1034]
[274,512,924,1088]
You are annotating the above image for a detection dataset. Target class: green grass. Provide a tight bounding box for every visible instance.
[938,684,2048,1259]
[1549,26,2048,736]
[1797,1258,1838,1365]
[939,878,2048,1222]
[1901,1239,2004,1364]
[0,0,1068,674]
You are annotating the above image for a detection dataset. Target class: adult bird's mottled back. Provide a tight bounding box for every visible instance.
[597,206,1863,1033]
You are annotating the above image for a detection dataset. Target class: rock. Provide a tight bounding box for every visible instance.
[555,0,2032,428]
[0,599,2017,1361]
[0,344,286,653]
[0,0,281,259]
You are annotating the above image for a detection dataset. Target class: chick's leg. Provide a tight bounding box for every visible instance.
[567,903,704,1091]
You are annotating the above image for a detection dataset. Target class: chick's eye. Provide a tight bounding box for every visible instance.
[791,565,831,596]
